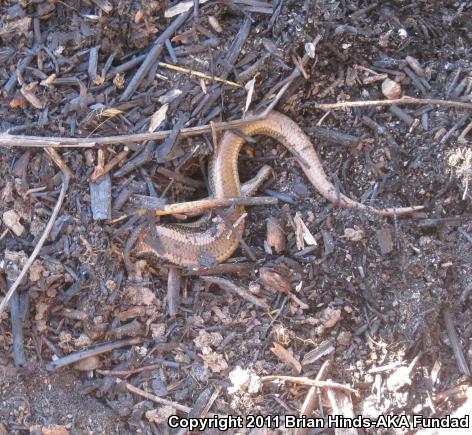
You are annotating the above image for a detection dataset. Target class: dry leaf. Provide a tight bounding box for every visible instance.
[194,330,223,349]
[260,267,292,294]
[34,302,49,321]
[294,212,317,250]
[150,323,166,339]
[148,104,168,132]
[228,366,262,394]
[244,75,257,114]
[29,260,44,282]
[9,93,28,109]
[164,0,210,18]
[158,89,182,104]
[199,349,228,373]
[343,226,365,241]
[0,17,31,37]
[134,9,144,24]
[319,307,342,328]
[100,108,124,118]
[125,285,158,306]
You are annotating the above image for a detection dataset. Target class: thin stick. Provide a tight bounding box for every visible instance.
[261,80,292,117]
[158,61,242,88]
[260,375,358,395]
[183,262,254,276]
[143,195,278,217]
[0,174,69,314]
[312,96,472,111]
[120,11,190,101]
[44,147,74,180]
[90,147,130,181]
[167,267,181,316]
[10,290,26,366]
[47,337,143,370]
[202,276,270,310]
[295,360,330,435]
[259,34,322,116]
[96,360,180,377]
[0,114,267,148]
[443,308,471,377]
[119,380,191,413]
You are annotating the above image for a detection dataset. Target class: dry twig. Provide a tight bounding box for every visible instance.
[260,375,358,395]
[295,360,330,435]
[120,11,190,101]
[119,380,191,413]
[142,195,277,217]
[96,360,180,377]
[0,114,267,148]
[202,276,270,309]
[312,96,472,111]
[158,61,242,88]
[443,308,471,377]
[0,154,70,314]
[47,337,143,370]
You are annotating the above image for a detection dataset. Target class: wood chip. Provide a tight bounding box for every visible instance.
[405,55,426,78]
[158,89,182,104]
[302,339,335,366]
[376,226,394,254]
[326,388,358,435]
[164,0,210,18]
[270,342,302,374]
[89,175,112,220]
[294,212,317,250]
[260,267,292,294]
[202,276,270,309]
[91,0,113,13]
[244,75,257,113]
[148,104,169,132]
[266,217,286,254]
[20,83,44,109]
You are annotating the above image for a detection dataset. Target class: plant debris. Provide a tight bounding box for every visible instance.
[1,1,472,433]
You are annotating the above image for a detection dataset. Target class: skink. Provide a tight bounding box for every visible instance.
[134,111,423,267]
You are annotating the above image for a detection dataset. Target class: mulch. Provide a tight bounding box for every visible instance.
[1,1,472,434]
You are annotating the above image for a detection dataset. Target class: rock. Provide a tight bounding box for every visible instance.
[2,210,25,236]
[381,78,402,99]
[73,355,101,371]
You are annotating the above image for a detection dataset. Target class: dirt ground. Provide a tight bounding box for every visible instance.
[1,1,472,434]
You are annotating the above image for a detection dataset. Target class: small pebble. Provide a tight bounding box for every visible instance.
[2,210,25,236]
[381,78,402,99]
